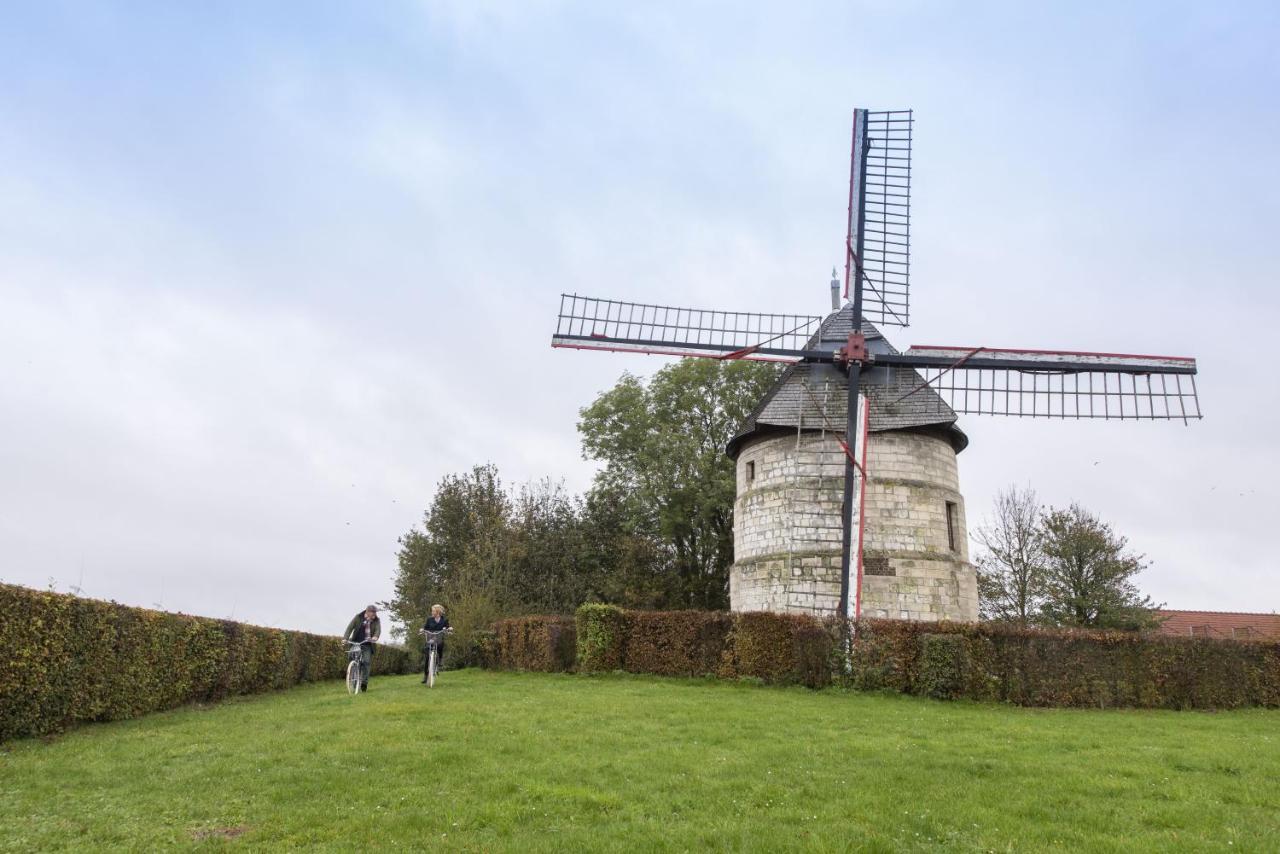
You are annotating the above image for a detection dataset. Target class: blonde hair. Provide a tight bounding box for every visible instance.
[431,604,444,614]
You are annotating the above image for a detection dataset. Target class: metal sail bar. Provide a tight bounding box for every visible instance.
[899,346,1198,374]
[859,109,913,328]
[882,346,1201,423]
[551,294,824,363]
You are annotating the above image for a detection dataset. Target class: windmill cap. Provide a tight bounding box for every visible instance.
[725,306,967,459]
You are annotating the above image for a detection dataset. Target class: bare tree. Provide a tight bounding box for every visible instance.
[973,485,1046,624]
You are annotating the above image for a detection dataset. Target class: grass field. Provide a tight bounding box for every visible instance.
[1,671,1277,852]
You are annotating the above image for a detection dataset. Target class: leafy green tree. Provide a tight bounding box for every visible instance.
[1037,503,1160,630]
[507,479,591,613]
[390,465,647,662]
[576,482,676,609]
[577,359,781,609]
[389,464,515,652]
[390,359,779,654]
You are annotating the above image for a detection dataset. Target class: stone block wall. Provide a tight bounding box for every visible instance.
[731,428,978,622]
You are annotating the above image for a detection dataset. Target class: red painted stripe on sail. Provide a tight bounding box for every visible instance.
[908,345,1195,363]
[551,342,799,364]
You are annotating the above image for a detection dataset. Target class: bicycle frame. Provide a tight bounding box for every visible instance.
[422,629,450,688]
[345,639,375,695]
[346,639,374,658]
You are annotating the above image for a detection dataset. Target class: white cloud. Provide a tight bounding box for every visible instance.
[0,0,1276,633]
[0,281,482,632]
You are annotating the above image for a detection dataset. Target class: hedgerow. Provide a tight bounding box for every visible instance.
[0,583,414,742]
[916,633,969,700]
[846,619,1280,709]
[566,606,831,687]
[490,616,576,672]
[623,610,732,677]
[719,611,833,688]
[480,605,1280,709]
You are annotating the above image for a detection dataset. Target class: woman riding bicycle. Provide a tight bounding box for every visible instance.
[421,604,450,684]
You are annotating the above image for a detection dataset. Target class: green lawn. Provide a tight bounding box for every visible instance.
[1,671,1277,852]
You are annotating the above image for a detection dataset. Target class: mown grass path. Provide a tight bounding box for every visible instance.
[1,670,1277,851]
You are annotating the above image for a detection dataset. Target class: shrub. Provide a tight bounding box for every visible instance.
[0,583,414,742]
[430,629,480,671]
[470,629,498,669]
[622,610,732,677]
[575,603,627,673]
[491,616,576,672]
[721,612,832,689]
[917,633,968,700]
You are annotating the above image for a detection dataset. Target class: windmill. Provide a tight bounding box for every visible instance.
[551,108,1201,621]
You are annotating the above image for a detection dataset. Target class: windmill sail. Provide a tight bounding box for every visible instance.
[882,346,1202,423]
[551,294,822,362]
[850,109,913,328]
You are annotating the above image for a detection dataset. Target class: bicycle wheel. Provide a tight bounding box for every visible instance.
[347,659,361,694]
[427,648,436,688]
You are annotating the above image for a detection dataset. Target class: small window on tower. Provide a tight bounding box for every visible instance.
[945,501,958,552]
[746,461,755,483]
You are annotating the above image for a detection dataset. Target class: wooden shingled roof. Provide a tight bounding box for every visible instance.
[1155,610,1280,641]
[727,304,968,458]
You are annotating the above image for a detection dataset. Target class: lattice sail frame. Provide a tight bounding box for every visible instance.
[885,347,1201,423]
[552,294,821,362]
[855,109,913,328]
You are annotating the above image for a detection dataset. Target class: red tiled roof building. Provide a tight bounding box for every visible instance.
[1155,610,1280,641]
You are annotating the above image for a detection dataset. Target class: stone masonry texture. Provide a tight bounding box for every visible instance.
[730,429,978,622]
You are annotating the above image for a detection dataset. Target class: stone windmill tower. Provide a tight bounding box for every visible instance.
[551,108,1201,623]
[726,305,976,622]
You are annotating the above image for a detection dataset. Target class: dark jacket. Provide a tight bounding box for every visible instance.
[345,613,382,644]
[423,616,450,633]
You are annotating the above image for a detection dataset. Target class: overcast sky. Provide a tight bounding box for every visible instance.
[2,1,1277,635]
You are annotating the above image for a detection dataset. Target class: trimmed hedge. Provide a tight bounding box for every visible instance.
[623,610,733,677]
[719,611,833,688]
[490,616,576,672]
[847,619,1280,710]
[916,633,968,700]
[0,583,414,742]
[575,603,627,673]
[481,604,1280,710]
[567,606,831,688]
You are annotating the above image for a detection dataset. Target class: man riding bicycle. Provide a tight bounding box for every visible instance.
[344,605,381,691]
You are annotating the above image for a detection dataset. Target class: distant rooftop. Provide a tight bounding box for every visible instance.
[1155,609,1280,641]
